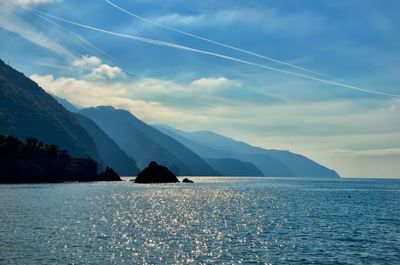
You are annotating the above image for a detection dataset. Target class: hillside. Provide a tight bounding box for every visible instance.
[80,106,219,176]
[74,114,140,176]
[0,135,120,183]
[155,125,340,178]
[0,59,102,164]
[205,158,263,176]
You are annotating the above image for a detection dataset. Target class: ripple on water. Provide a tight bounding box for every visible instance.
[0,178,399,264]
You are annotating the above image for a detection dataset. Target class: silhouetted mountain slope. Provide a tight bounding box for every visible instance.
[263,150,339,179]
[74,114,140,176]
[155,126,232,158]
[53,95,80,113]
[80,106,219,176]
[0,59,101,163]
[205,158,263,176]
[155,125,340,178]
[155,125,292,176]
[0,135,120,183]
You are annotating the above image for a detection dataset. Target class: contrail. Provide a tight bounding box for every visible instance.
[33,12,117,63]
[27,8,400,101]
[32,10,141,78]
[104,0,328,78]
[34,61,73,70]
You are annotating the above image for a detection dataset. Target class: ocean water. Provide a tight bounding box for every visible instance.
[0,177,399,264]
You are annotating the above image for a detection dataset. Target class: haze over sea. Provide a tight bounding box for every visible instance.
[1,177,399,264]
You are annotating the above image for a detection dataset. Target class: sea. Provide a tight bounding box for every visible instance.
[0,177,399,264]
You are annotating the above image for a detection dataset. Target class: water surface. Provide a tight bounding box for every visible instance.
[1,177,399,264]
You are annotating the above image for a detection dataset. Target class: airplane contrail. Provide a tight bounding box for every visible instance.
[33,12,117,63]
[32,10,141,78]
[104,0,328,78]
[27,8,400,101]
[33,61,73,70]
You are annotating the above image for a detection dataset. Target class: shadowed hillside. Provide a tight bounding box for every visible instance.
[74,114,140,176]
[0,135,120,183]
[205,158,263,176]
[0,59,102,164]
[80,106,219,176]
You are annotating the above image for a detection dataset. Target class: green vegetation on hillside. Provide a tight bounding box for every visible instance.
[0,135,120,183]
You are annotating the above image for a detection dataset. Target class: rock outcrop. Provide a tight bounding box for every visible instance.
[97,166,121,181]
[182,178,194,183]
[134,161,179,183]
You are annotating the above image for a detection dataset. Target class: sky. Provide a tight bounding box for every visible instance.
[0,0,399,178]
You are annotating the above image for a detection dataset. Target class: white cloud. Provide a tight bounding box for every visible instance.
[89,64,123,79]
[153,13,205,26]
[0,19,73,58]
[30,74,185,122]
[145,8,323,36]
[128,77,185,94]
[72,55,102,68]
[189,77,240,90]
[71,55,123,79]
[333,148,400,157]
[29,73,246,124]
[0,0,72,58]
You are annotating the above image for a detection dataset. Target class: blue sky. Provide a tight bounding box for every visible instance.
[1,0,399,177]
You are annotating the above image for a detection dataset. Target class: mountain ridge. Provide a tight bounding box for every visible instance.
[74,113,140,176]
[205,158,263,176]
[155,124,340,178]
[80,106,219,176]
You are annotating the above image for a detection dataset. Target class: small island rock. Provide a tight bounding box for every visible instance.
[97,167,121,181]
[134,161,179,183]
[182,178,194,183]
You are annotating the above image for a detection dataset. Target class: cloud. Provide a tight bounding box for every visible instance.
[71,55,123,79]
[0,18,73,58]
[89,64,123,79]
[128,77,184,95]
[145,8,324,36]
[333,148,400,157]
[30,74,182,120]
[153,13,205,26]
[30,72,400,136]
[72,55,101,68]
[189,77,240,90]
[29,73,252,123]
[0,1,73,59]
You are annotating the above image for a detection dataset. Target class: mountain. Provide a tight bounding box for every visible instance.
[205,158,263,176]
[53,95,80,113]
[79,106,219,176]
[154,125,292,176]
[0,59,102,164]
[50,96,138,175]
[74,114,140,176]
[155,125,340,178]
